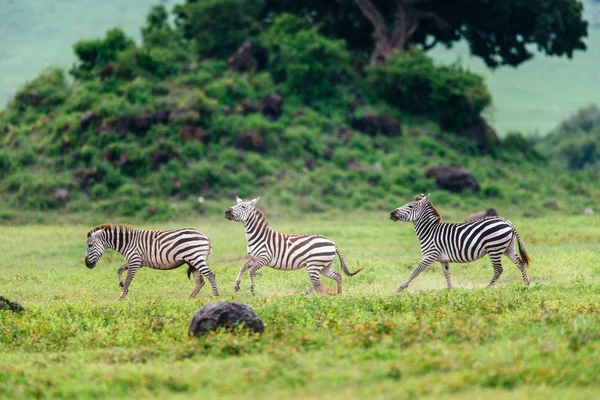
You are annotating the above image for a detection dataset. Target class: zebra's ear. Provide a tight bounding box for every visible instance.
[236,196,243,204]
[250,197,260,206]
[424,194,431,202]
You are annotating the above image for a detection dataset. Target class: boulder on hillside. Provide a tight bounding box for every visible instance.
[80,111,98,130]
[336,127,354,144]
[228,41,254,72]
[582,208,594,215]
[260,93,283,120]
[149,148,183,170]
[0,296,24,312]
[73,169,104,192]
[235,134,266,153]
[465,208,498,222]
[189,302,264,337]
[458,120,499,153]
[351,115,401,137]
[178,126,209,143]
[50,188,69,203]
[425,166,480,192]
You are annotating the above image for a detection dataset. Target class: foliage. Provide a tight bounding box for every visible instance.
[366,49,491,130]
[173,0,265,58]
[263,14,352,102]
[261,0,588,67]
[70,28,135,79]
[535,104,600,172]
[2,215,600,397]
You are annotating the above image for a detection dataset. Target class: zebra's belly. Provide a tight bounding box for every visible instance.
[144,258,185,270]
[439,249,485,263]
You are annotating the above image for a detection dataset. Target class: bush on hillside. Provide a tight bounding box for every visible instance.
[70,28,135,79]
[366,49,491,131]
[263,14,352,103]
[9,68,69,115]
[173,0,265,59]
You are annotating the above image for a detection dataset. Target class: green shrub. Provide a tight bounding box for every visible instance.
[0,152,14,177]
[71,28,135,79]
[173,0,264,58]
[11,68,69,113]
[482,185,503,198]
[366,49,491,131]
[263,14,351,102]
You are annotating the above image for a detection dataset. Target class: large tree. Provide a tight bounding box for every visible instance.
[262,0,588,66]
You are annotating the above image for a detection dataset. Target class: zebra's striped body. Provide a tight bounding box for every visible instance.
[390,194,530,292]
[225,197,362,294]
[84,224,219,299]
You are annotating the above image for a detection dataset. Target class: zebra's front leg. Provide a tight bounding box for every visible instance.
[397,256,437,292]
[195,258,219,296]
[487,255,503,287]
[249,264,265,295]
[234,261,253,293]
[120,264,140,299]
[117,264,128,288]
[441,262,452,289]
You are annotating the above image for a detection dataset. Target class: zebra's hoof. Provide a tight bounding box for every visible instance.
[396,286,407,293]
[233,286,240,293]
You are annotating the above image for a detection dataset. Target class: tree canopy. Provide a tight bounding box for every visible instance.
[256,0,589,67]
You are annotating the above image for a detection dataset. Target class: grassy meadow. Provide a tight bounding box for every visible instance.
[2,210,600,399]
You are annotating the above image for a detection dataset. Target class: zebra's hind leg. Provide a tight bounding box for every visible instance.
[189,268,205,298]
[486,254,504,287]
[505,241,531,285]
[320,266,343,295]
[304,265,323,295]
[441,262,452,289]
[249,264,265,295]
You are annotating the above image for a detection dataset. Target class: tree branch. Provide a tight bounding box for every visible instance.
[353,0,389,39]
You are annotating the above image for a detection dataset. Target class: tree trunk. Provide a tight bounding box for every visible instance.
[353,0,425,65]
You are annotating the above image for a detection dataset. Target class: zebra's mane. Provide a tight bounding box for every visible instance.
[427,203,442,222]
[87,224,133,238]
[252,207,270,225]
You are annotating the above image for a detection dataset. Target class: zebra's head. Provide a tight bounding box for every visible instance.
[390,194,431,222]
[85,229,106,269]
[225,196,260,222]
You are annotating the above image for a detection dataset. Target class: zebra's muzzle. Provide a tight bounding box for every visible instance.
[224,209,234,220]
[390,212,400,221]
[84,257,96,269]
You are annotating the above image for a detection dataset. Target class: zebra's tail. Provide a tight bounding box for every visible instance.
[335,247,363,276]
[514,229,531,268]
[187,264,194,280]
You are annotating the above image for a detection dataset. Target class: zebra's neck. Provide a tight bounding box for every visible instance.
[413,206,441,241]
[244,208,272,252]
[103,226,135,254]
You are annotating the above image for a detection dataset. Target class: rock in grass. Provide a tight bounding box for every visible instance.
[0,296,24,312]
[189,302,264,337]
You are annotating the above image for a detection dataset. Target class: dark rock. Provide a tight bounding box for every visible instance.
[241,100,262,115]
[544,199,559,210]
[178,126,209,143]
[153,110,170,124]
[523,212,537,218]
[100,63,116,80]
[235,134,266,153]
[73,169,103,192]
[458,120,499,153]
[150,148,182,170]
[465,208,498,222]
[189,301,264,337]
[336,127,354,144]
[80,111,97,130]
[304,157,317,170]
[425,166,480,192]
[50,188,69,203]
[261,93,283,120]
[0,296,24,312]
[351,115,401,137]
[228,41,254,72]
[168,108,199,123]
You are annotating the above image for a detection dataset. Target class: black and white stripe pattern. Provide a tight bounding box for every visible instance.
[390,194,531,292]
[225,196,362,294]
[84,224,218,299]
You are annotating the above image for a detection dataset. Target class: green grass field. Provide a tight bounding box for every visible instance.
[2,210,600,399]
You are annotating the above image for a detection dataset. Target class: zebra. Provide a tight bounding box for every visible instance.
[84,224,219,299]
[224,196,362,294]
[389,194,531,292]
